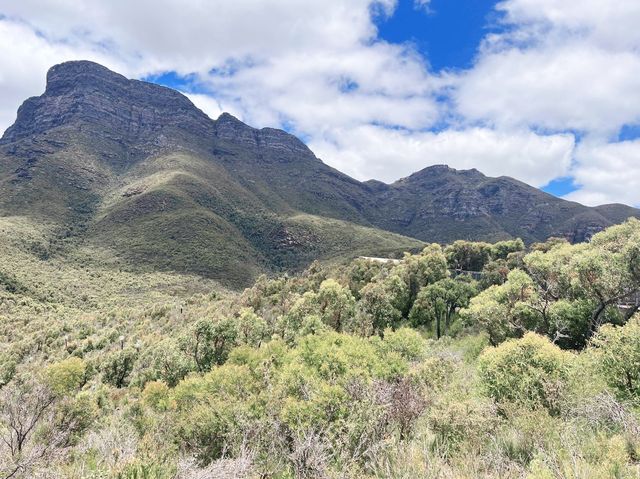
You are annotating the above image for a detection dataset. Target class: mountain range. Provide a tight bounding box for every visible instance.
[1,60,637,287]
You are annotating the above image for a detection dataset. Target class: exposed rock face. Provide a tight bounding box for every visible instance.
[1,61,215,146]
[214,113,313,156]
[1,61,318,174]
[365,164,635,243]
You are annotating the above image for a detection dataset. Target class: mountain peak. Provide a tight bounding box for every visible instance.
[213,112,313,156]
[1,60,216,147]
[392,164,486,187]
[45,60,128,95]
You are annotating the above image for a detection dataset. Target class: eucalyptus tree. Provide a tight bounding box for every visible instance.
[409,278,477,339]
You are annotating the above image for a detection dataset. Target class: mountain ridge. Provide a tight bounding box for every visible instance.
[0,60,637,286]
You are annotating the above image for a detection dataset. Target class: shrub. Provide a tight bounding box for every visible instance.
[142,381,170,411]
[372,327,427,361]
[45,356,86,395]
[478,333,571,413]
[102,349,137,388]
[590,316,640,400]
[146,339,193,387]
[180,318,238,372]
[428,397,499,455]
[409,353,459,393]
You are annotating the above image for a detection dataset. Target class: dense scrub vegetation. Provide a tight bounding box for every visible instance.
[3,219,640,477]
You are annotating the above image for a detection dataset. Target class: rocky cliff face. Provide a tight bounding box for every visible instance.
[368,165,621,243]
[1,61,215,146]
[214,113,312,156]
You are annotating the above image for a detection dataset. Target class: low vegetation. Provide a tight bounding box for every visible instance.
[2,219,640,478]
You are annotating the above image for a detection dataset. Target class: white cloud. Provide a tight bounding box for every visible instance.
[0,0,438,134]
[497,0,640,51]
[455,43,640,134]
[413,0,432,13]
[311,126,574,186]
[564,139,640,206]
[451,0,640,205]
[0,20,125,134]
[0,0,395,73]
[184,94,225,122]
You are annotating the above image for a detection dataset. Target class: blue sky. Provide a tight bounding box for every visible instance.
[376,0,502,72]
[2,0,640,206]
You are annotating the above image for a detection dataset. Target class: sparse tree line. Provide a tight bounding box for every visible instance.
[2,220,640,477]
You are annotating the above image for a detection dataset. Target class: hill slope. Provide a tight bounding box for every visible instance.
[0,61,637,286]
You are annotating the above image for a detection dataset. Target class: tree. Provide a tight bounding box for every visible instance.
[147,339,193,387]
[570,246,636,332]
[461,269,542,345]
[397,244,448,313]
[410,278,476,339]
[102,348,137,388]
[315,279,356,332]
[235,307,269,346]
[444,240,493,272]
[522,245,574,335]
[0,380,76,478]
[381,273,411,319]
[491,238,525,260]
[357,281,402,336]
[530,236,569,253]
[181,318,238,372]
[479,259,510,289]
[346,258,388,299]
[279,292,320,343]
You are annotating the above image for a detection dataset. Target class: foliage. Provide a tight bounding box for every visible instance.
[462,269,542,345]
[180,318,238,372]
[478,333,571,413]
[102,348,137,388]
[409,278,476,338]
[45,357,87,395]
[590,316,640,400]
[2,220,640,477]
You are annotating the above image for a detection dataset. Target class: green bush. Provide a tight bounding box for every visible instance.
[102,348,137,388]
[590,316,640,400]
[478,333,571,413]
[142,381,170,411]
[45,356,87,395]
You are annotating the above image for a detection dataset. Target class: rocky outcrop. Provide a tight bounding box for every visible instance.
[214,112,313,157]
[1,61,215,146]
[368,165,630,243]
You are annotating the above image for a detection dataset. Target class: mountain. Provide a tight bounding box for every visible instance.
[0,61,422,287]
[0,61,637,286]
[367,165,634,244]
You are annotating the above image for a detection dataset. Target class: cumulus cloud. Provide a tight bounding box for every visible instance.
[565,140,640,206]
[455,44,640,134]
[311,126,573,185]
[0,19,125,133]
[497,0,640,51]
